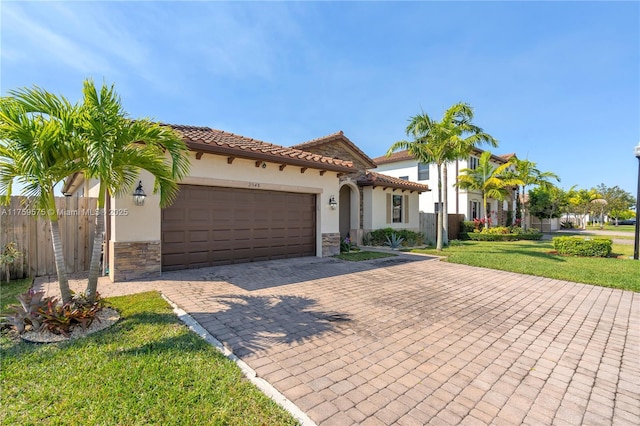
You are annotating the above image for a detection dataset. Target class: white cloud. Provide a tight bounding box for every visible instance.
[1,2,113,75]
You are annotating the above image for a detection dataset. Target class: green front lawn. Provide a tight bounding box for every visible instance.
[0,277,33,311]
[1,291,297,425]
[410,240,639,292]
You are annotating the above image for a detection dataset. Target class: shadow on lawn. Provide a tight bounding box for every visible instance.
[190,294,350,357]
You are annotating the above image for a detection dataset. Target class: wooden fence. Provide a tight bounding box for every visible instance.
[0,196,97,280]
[420,213,465,243]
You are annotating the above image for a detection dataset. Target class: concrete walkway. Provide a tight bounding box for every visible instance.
[36,255,639,425]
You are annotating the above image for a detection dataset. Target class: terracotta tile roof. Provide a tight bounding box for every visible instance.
[357,171,430,192]
[374,148,511,165]
[372,150,413,165]
[499,153,517,161]
[167,124,354,173]
[293,130,377,169]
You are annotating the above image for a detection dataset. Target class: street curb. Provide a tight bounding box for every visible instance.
[161,294,316,426]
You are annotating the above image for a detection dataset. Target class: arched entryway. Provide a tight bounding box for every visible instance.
[339,185,352,240]
[339,181,360,244]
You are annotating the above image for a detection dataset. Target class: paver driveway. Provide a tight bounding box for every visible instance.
[37,254,640,425]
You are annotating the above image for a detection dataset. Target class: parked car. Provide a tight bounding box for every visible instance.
[613,218,636,225]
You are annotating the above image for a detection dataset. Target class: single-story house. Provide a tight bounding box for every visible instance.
[63,125,429,282]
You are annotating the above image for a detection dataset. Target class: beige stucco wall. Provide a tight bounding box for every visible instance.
[110,169,161,242]
[361,186,421,233]
[109,152,342,254]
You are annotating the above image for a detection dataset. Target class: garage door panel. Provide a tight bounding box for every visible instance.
[163,231,186,244]
[188,231,210,243]
[162,185,316,271]
[188,209,210,222]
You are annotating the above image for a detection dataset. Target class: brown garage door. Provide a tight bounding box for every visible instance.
[161,185,316,271]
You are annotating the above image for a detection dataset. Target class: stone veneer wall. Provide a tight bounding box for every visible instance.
[110,240,161,282]
[322,233,340,256]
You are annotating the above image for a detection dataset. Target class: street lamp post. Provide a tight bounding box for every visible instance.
[634,143,640,260]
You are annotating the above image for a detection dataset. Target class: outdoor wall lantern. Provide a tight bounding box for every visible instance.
[329,195,337,210]
[133,181,147,206]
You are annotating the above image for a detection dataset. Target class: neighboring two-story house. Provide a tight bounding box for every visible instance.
[372,149,517,227]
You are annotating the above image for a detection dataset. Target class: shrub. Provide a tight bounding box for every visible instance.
[384,233,404,249]
[2,290,105,336]
[519,231,543,241]
[369,228,423,246]
[459,226,542,242]
[462,232,520,241]
[485,226,510,235]
[461,221,476,233]
[552,237,612,257]
[0,242,23,283]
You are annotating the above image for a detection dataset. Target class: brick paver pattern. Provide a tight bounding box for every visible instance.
[36,255,640,425]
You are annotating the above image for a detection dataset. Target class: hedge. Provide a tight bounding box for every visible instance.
[552,237,612,257]
[459,231,543,242]
[365,228,424,246]
[460,232,520,241]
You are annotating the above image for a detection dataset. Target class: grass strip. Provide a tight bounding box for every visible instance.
[336,251,397,261]
[1,291,298,425]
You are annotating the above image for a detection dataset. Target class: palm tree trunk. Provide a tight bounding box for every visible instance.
[86,184,106,303]
[85,208,104,303]
[442,164,449,245]
[483,192,489,230]
[49,218,72,303]
[436,163,443,251]
[521,185,527,230]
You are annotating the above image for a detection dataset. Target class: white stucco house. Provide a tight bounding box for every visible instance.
[372,149,517,226]
[63,126,429,282]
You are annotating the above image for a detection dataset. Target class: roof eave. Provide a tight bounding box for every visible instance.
[187,141,354,173]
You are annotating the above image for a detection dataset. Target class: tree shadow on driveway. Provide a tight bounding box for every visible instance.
[159,254,433,291]
[189,293,351,357]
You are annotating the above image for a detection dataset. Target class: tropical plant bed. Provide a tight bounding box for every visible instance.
[0,291,297,425]
[19,307,120,343]
[335,251,398,261]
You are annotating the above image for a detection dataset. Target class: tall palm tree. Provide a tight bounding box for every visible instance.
[78,80,190,302]
[509,158,559,228]
[439,104,497,239]
[456,151,522,229]
[0,88,82,303]
[387,112,448,250]
[387,103,497,250]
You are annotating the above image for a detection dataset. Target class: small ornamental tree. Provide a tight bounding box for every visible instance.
[0,242,22,283]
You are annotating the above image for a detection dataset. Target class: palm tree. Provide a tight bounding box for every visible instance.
[440,105,497,239]
[568,188,600,229]
[0,88,82,303]
[78,80,190,302]
[509,158,559,229]
[456,151,522,229]
[387,103,497,250]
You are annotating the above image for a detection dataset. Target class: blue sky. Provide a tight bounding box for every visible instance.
[2,1,639,196]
